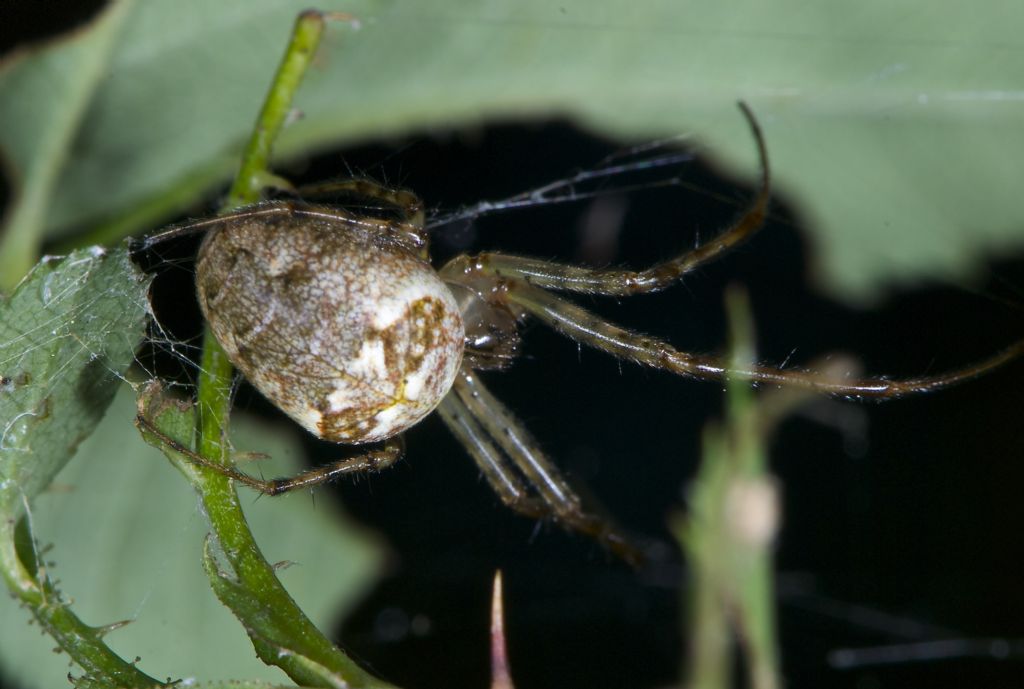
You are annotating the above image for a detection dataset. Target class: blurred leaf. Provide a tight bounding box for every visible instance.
[0,0,1016,301]
[0,245,149,519]
[676,290,781,689]
[0,387,383,688]
[135,379,391,689]
[0,0,132,290]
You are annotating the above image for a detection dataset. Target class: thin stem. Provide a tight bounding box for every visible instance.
[0,517,161,688]
[180,11,391,688]
[224,10,329,210]
[677,289,781,689]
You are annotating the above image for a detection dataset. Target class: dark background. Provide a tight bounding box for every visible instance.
[4,4,1024,688]
[300,120,1024,689]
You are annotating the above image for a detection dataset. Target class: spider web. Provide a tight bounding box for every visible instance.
[425,137,699,230]
[0,245,382,688]
[0,244,150,517]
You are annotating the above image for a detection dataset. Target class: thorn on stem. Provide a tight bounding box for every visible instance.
[490,570,515,689]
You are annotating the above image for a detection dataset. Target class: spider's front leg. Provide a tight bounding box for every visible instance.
[438,99,1023,396]
[451,264,1024,399]
[444,100,770,298]
[294,178,425,228]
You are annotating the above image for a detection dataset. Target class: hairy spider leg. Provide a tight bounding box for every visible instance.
[439,102,1023,399]
[293,178,428,257]
[441,101,769,296]
[136,411,404,495]
[136,199,428,256]
[436,394,548,515]
[295,178,426,226]
[487,275,1024,399]
[257,436,405,495]
[440,370,644,565]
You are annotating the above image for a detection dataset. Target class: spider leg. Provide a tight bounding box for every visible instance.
[136,201,340,249]
[436,392,548,519]
[441,101,769,297]
[135,200,427,254]
[294,178,425,228]
[445,369,644,565]
[258,437,405,495]
[137,411,403,495]
[498,277,1024,400]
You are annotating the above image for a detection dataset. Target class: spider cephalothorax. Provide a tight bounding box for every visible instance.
[138,104,1024,564]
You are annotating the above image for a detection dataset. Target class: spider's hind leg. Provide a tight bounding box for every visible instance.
[137,407,404,495]
[436,393,548,520]
[438,370,644,566]
[258,437,405,495]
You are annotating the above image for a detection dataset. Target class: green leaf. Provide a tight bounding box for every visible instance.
[0,245,155,688]
[136,380,390,688]
[0,245,149,518]
[0,387,383,688]
[0,0,133,290]
[2,0,1017,302]
[266,0,1024,301]
[2,0,1020,299]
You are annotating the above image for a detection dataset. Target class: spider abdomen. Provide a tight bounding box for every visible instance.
[196,205,465,444]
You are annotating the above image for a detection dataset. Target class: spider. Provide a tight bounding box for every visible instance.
[136,103,1024,564]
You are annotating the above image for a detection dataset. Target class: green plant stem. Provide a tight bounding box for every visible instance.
[0,518,161,688]
[224,10,328,210]
[724,291,780,689]
[183,11,392,688]
[197,6,330,456]
[677,288,781,689]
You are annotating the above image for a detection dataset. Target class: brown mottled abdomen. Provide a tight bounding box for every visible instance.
[196,207,464,444]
